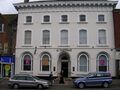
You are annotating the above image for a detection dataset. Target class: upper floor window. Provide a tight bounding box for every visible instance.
[61,15,68,22]
[26,16,32,23]
[79,30,87,44]
[43,15,50,22]
[43,30,50,45]
[79,15,86,22]
[61,30,68,45]
[0,23,4,32]
[98,29,106,44]
[24,30,32,44]
[98,15,105,22]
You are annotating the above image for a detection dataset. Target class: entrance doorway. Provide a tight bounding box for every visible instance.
[61,62,68,77]
[58,52,70,78]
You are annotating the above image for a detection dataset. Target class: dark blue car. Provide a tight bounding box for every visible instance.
[73,72,112,88]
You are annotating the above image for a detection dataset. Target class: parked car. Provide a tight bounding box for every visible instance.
[8,74,50,89]
[73,72,112,88]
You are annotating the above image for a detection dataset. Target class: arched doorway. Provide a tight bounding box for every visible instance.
[58,52,70,77]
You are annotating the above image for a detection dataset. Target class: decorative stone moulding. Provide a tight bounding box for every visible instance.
[14,1,117,10]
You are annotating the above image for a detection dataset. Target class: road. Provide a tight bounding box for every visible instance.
[0,79,120,90]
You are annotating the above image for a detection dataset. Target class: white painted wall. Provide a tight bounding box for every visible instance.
[15,2,116,77]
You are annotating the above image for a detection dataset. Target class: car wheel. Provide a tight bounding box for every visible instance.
[103,82,109,88]
[38,84,43,89]
[78,83,85,89]
[13,84,19,89]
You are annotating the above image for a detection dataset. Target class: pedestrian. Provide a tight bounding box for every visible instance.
[49,72,53,86]
[59,70,64,84]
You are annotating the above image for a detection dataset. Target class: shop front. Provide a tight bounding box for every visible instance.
[0,56,15,78]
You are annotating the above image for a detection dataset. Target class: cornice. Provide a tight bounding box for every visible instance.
[14,1,117,10]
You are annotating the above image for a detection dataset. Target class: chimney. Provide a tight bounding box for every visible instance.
[24,0,29,3]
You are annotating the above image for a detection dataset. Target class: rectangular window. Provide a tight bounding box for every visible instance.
[25,31,31,44]
[98,15,104,22]
[99,30,106,44]
[26,16,32,23]
[61,30,68,45]
[79,30,87,44]
[80,15,86,21]
[43,15,50,22]
[61,15,68,22]
[43,30,50,45]
[0,23,4,32]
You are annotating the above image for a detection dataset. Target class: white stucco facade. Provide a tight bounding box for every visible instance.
[14,0,117,77]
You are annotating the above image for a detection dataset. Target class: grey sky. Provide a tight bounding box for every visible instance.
[0,0,119,14]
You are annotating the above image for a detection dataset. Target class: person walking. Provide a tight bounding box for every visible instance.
[49,72,53,86]
[59,70,64,84]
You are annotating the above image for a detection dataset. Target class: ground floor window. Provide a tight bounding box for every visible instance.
[40,53,51,71]
[97,52,109,72]
[22,53,33,71]
[78,53,89,72]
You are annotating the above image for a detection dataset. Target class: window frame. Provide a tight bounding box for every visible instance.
[26,16,32,23]
[98,14,105,22]
[61,15,68,22]
[0,23,4,32]
[60,30,69,46]
[43,15,50,23]
[98,29,107,45]
[97,53,109,72]
[79,29,87,45]
[42,30,50,45]
[24,30,32,45]
[40,53,51,71]
[78,53,89,72]
[22,53,33,71]
[79,15,86,22]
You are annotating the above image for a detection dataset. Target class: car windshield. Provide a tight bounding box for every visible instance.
[86,73,95,77]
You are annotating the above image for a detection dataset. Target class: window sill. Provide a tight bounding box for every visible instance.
[41,22,52,24]
[58,45,70,47]
[96,22,107,24]
[22,45,33,47]
[24,23,33,25]
[59,22,70,24]
[96,45,109,47]
[77,22,88,24]
[40,45,52,47]
[77,45,90,47]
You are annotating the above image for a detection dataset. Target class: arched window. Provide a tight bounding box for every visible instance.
[22,53,33,71]
[24,30,31,44]
[78,53,89,72]
[40,53,51,71]
[61,30,68,45]
[79,29,87,44]
[43,30,50,44]
[97,53,109,72]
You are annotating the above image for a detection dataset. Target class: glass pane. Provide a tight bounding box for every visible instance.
[43,30,50,44]
[26,16,32,22]
[79,30,87,44]
[44,15,50,22]
[61,15,67,22]
[99,30,106,44]
[25,31,31,44]
[61,30,68,44]
[80,15,86,21]
[98,15,104,21]
[23,55,31,71]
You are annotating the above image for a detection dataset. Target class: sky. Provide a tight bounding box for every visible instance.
[0,0,120,14]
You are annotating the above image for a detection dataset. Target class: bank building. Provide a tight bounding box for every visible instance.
[14,0,117,78]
